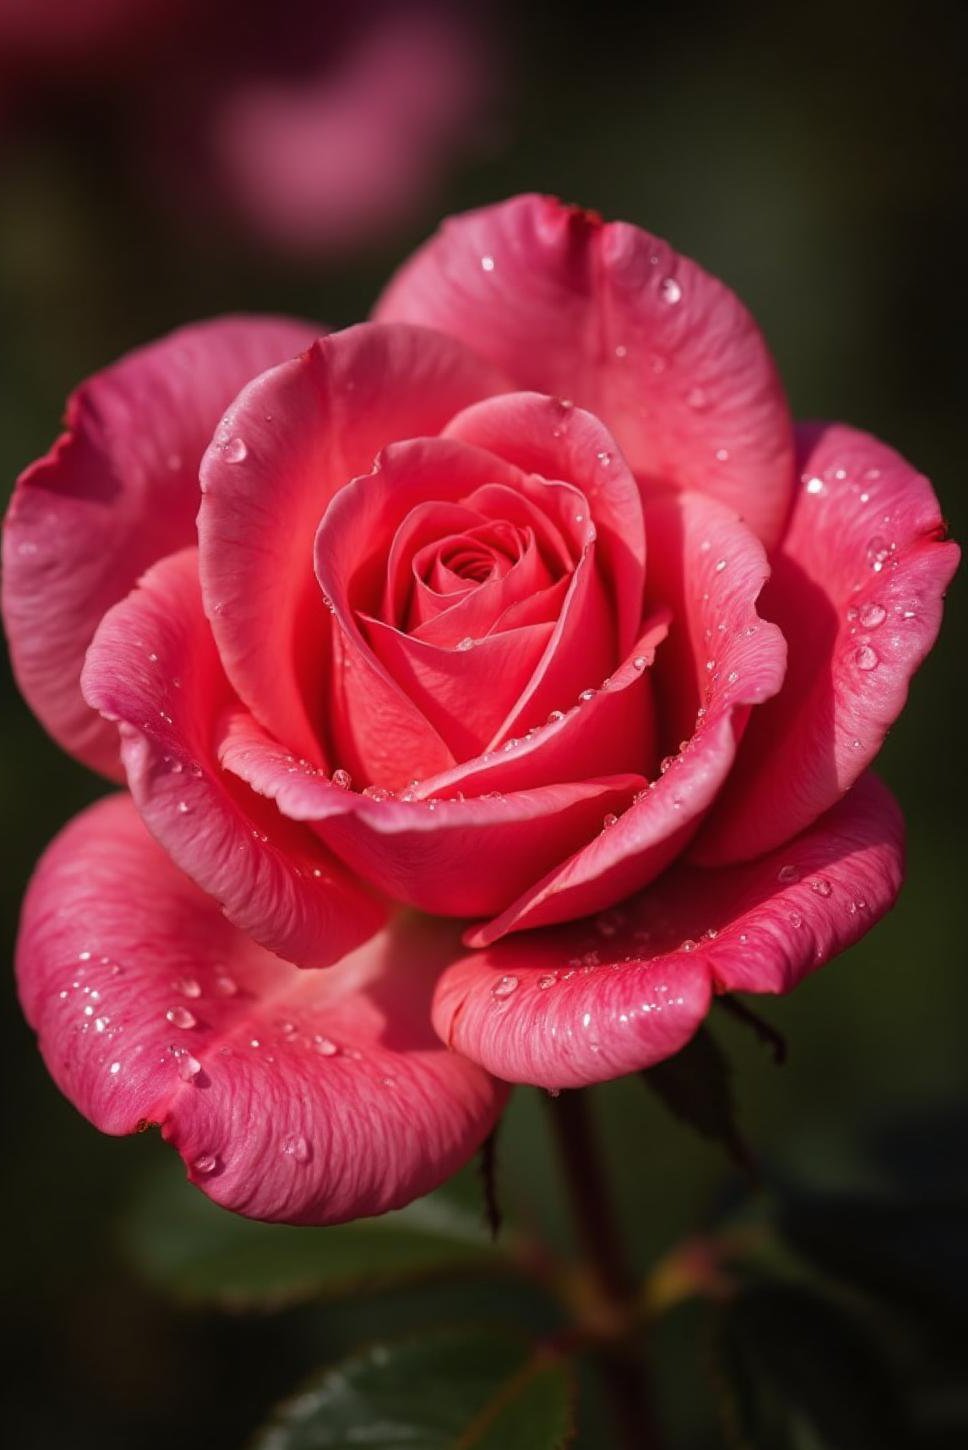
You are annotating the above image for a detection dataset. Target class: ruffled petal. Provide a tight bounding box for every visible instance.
[2,315,320,777]
[434,774,903,1088]
[219,708,644,919]
[198,322,509,765]
[16,795,506,1224]
[468,491,787,944]
[694,423,959,864]
[81,549,385,969]
[376,193,794,546]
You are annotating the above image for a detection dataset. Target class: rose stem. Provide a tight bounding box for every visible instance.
[546,1087,663,1449]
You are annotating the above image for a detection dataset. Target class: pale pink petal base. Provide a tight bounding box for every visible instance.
[434,774,904,1088]
[17,795,506,1225]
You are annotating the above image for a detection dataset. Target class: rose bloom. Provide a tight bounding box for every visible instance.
[3,196,957,1224]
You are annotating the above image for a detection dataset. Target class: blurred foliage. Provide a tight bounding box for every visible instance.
[1,0,966,1445]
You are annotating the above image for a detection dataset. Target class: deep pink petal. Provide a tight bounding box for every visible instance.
[198,322,509,766]
[2,315,320,778]
[694,423,959,865]
[81,549,385,969]
[376,194,794,547]
[469,492,787,944]
[219,709,644,919]
[444,392,646,652]
[435,774,903,1088]
[16,794,506,1224]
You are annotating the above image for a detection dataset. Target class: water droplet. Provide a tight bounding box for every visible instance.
[223,436,247,464]
[858,602,886,629]
[281,1133,310,1162]
[679,938,699,953]
[805,476,825,496]
[174,976,201,998]
[546,709,565,724]
[810,877,833,897]
[788,911,803,928]
[362,785,391,801]
[537,974,557,990]
[602,813,619,829]
[193,1154,217,1175]
[714,558,727,573]
[660,277,682,304]
[614,344,628,359]
[715,448,730,463]
[631,656,647,672]
[854,644,879,671]
[331,768,352,789]
[492,974,519,999]
[178,1053,202,1081]
[176,801,191,815]
[480,254,495,272]
[579,688,597,702]
[109,1061,121,1075]
[777,864,800,884]
[727,670,739,685]
[596,450,613,466]
[866,536,893,572]
[78,950,92,962]
[94,1015,110,1032]
[166,1006,196,1029]
[313,1034,339,1056]
[214,973,237,996]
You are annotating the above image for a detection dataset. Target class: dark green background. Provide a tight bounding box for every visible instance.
[2,2,965,1445]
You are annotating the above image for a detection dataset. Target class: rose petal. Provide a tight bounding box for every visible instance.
[468,491,787,944]
[198,321,509,766]
[218,708,644,919]
[434,773,903,1088]
[2,315,320,777]
[694,423,959,864]
[376,193,794,547]
[81,548,385,969]
[16,794,506,1224]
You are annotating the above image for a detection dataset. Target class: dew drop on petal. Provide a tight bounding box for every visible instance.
[858,602,886,629]
[456,636,475,651]
[810,877,833,897]
[174,976,201,998]
[193,1154,217,1175]
[166,1006,196,1029]
[805,476,825,496]
[313,1034,339,1056]
[480,254,495,272]
[777,864,801,884]
[491,974,519,999]
[178,1054,202,1082]
[281,1134,310,1163]
[679,938,699,953]
[854,644,879,671]
[331,768,352,789]
[214,973,237,996]
[660,277,682,304]
[537,974,557,990]
[223,437,247,464]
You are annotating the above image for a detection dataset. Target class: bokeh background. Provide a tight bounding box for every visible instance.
[1,1,965,1445]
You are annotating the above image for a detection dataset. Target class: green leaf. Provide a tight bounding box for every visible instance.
[714,1284,908,1449]
[641,1026,755,1175]
[252,1325,574,1449]
[121,1156,503,1309]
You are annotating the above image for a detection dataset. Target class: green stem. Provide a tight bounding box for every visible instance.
[546,1088,663,1450]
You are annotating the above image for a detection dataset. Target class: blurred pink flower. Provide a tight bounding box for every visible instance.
[0,0,501,255]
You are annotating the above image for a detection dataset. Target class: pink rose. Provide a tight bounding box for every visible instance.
[4,197,957,1224]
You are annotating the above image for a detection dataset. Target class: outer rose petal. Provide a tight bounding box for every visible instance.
[434,774,904,1089]
[219,708,644,918]
[376,193,794,547]
[16,795,506,1225]
[469,492,787,944]
[81,549,385,969]
[2,315,319,778]
[198,322,509,766]
[694,423,959,865]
